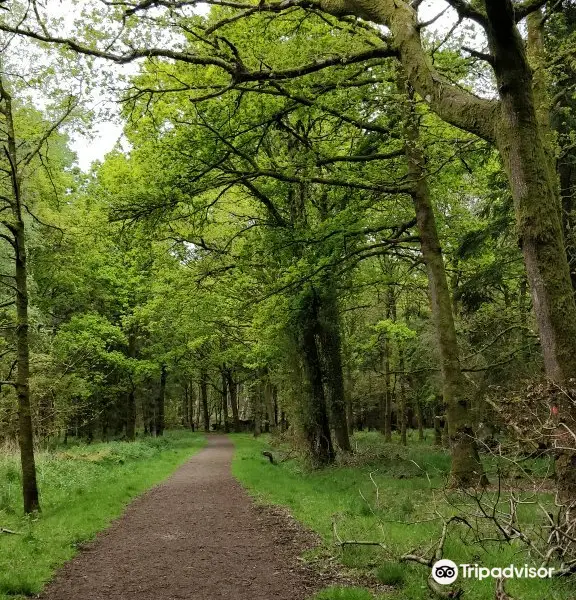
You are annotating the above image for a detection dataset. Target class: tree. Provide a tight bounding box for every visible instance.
[0,55,76,512]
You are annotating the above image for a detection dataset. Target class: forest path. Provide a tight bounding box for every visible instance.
[40,435,320,600]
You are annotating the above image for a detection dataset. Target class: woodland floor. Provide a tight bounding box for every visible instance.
[39,435,323,600]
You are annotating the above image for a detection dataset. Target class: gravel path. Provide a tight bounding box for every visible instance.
[40,436,321,600]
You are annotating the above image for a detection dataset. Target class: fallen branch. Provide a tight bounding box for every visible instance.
[400,515,465,599]
[0,527,21,534]
[495,576,517,599]
[331,514,386,549]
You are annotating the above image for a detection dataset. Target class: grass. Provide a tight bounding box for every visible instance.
[0,431,205,599]
[230,431,576,600]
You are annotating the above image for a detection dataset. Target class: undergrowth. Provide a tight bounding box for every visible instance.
[231,431,575,600]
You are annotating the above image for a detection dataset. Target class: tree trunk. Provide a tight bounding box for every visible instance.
[1,79,40,513]
[272,385,279,428]
[345,363,354,435]
[401,78,485,487]
[485,3,576,496]
[384,287,395,442]
[200,370,210,432]
[318,289,351,452]
[126,387,136,441]
[297,287,335,466]
[182,382,190,428]
[253,383,262,437]
[226,371,240,432]
[416,398,425,442]
[221,369,229,432]
[487,2,576,383]
[126,332,137,441]
[399,350,407,446]
[15,218,39,513]
[195,383,201,430]
[154,365,167,436]
[264,377,276,434]
[188,382,196,430]
[379,342,392,441]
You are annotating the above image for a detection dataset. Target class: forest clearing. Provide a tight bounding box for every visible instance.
[1,0,576,599]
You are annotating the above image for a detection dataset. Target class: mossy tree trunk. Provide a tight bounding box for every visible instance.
[296,287,335,466]
[400,78,485,487]
[487,2,576,383]
[0,77,39,513]
[318,288,352,452]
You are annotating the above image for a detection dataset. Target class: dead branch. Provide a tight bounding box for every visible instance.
[0,527,21,534]
[331,514,386,550]
[495,577,517,600]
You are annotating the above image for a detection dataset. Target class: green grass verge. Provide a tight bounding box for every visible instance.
[0,431,205,599]
[230,432,576,600]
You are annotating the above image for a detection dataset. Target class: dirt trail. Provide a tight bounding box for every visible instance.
[40,436,321,600]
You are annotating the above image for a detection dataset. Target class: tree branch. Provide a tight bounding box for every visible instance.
[315,0,497,141]
[514,0,549,22]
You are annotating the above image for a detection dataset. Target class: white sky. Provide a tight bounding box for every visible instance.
[63,0,455,171]
[71,121,123,171]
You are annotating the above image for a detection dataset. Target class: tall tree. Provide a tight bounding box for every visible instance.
[0,61,75,512]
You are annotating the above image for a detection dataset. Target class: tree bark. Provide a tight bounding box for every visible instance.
[182,382,190,428]
[15,218,39,512]
[226,370,241,432]
[253,383,262,437]
[297,287,335,466]
[126,332,137,441]
[486,1,576,382]
[0,77,40,513]
[383,286,395,442]
[188,382,196,430]
[264,376,276,434]
[272,384,279,428]
[318,289,352,452]
[221,369,229,432]
[379,341,392,441]
[399,350,407,446]
[200,370,210,432]
[195,383,201,430]
[401,77,485,486]
[345,363,354,435]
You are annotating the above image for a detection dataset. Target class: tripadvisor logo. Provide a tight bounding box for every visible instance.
[431,560,555,584]
[432,560,458,585]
